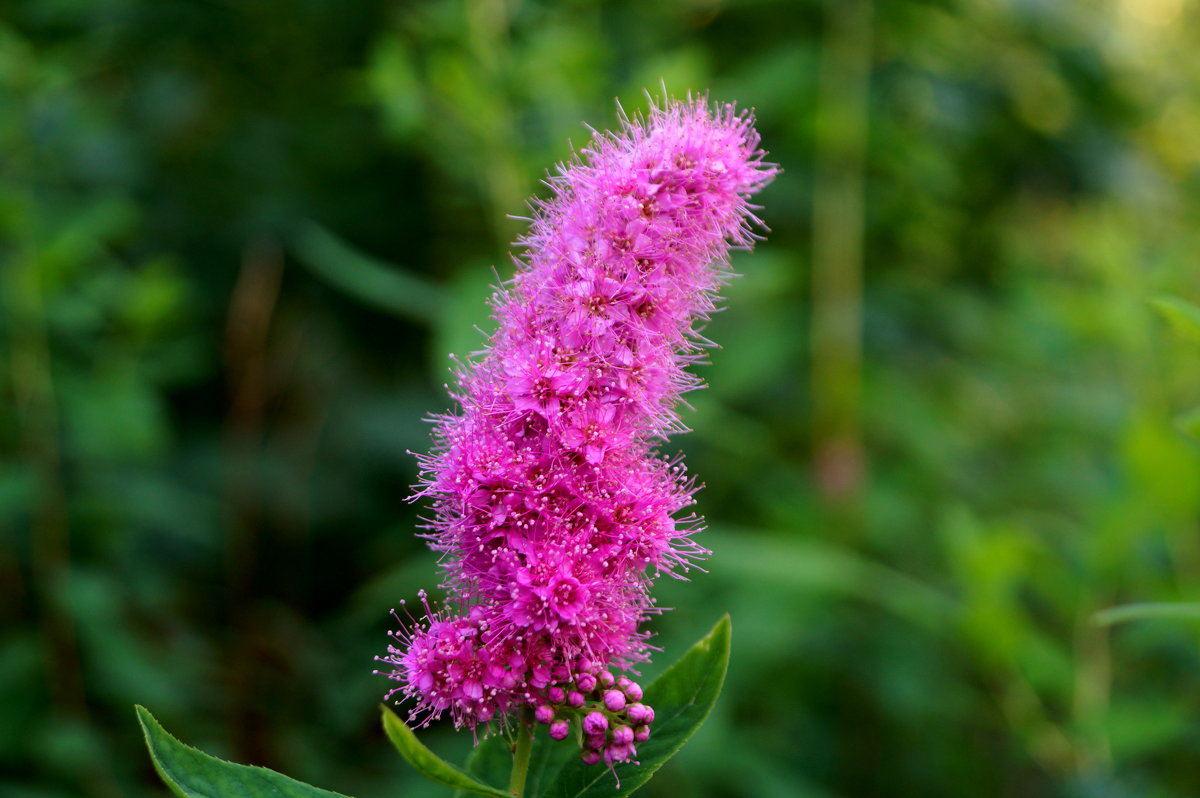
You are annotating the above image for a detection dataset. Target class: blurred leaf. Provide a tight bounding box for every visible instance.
[380,705,511,798]
[710,527,956,632]
[365,37,425,139]
[1106,697,1191,760]
[136,706,351,798]
[39,713,110,782]
[59,371,169,460]
[1091,602,1200,627]
[39,197,138,288]
[290,222,445,323]
[1176,406,1200,441]
[1150,296,1200,341]
[0,464,36,520]
[118,258,187,338]
[1121,414,1200,518]
[67,570,179,710]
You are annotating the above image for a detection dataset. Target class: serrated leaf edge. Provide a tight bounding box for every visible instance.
[135,705,352,798]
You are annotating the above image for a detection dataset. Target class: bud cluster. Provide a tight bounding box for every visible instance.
[532,660,654,766]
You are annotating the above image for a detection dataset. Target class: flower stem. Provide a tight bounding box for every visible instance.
[509,707,534,797]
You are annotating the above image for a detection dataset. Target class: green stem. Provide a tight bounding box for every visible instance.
[508,707,534,797]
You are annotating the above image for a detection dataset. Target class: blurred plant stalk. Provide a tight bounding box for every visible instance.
[811,0,871,517]
[222,237,284,767]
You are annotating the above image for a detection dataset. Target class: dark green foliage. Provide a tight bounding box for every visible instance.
[4,1,1200,797]
[137,706,351,798]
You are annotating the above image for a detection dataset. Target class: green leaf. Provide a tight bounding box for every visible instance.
[536,614,733,798]
[1151,296,1200,342]
[135,705,351,798]
[290,221,445,323]
[381,705,512,798]
[1091,602,1200,627]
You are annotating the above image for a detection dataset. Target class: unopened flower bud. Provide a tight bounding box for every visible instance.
[549,719,570,741]
[598,671,615,688]
[534,704,555,724]
[581,749,601,766]
[548,686,566,703]
[603,689,626,712]
[611,724,634,746]
[623,681,643,702]
[583,711,608,736]
[626,702,650,725]
[567,690,585,708]
[604,743,634,765]
[633,724,650,742]
[576,673,597,692]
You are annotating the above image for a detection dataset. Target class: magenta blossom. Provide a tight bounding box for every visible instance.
[378,95,775,764]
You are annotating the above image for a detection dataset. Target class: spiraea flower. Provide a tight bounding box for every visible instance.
[379,95,775,766]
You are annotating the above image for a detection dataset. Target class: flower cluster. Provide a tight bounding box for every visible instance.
[379,96,774,764]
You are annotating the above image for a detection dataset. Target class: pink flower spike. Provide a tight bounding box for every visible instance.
[378,95,775,749]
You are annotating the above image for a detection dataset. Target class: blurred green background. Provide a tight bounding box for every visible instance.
[4,0,1200,796]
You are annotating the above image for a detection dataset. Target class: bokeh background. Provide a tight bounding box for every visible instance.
[4,0,1200,796]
